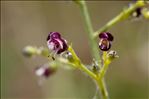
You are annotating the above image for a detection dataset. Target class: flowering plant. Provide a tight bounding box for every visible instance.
[23,0,148,99]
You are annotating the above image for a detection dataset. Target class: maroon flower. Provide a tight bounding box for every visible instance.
[47,32,68,54]
[99,32,114,51]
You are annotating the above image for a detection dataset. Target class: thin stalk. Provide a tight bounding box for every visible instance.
[99,62,110,80]
[96,79,109,99]
[68,46,97,80]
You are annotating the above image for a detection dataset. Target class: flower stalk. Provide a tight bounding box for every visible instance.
[68,46,97,79]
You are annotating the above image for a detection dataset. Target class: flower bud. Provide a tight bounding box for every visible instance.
[65,51,74,62]
[22,46,37,57]
[107,50,119,61]
[103,50,118,65]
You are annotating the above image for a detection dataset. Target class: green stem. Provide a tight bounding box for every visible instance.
[99,62,110,80]
[68,45,108,99]
[79,0,100,62]
[96,79,109,99]
[68,46,97,80]
[80,63,97,79]
[68,45,109,99]
[93,0,146,38]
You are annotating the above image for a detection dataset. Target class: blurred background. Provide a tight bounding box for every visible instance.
[1,1,149,99]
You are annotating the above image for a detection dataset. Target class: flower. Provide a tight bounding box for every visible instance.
[99,32,114,51]
[35,64,56,78]
[47,32,68,54]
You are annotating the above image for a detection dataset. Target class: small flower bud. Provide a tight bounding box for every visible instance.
[65,51,74,62]
[103,50,118,65]
[91,59,100,73]
[23,46,37,57]
[107,50,119,60]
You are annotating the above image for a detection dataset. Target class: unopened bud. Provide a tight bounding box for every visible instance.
[107,50,119,60]
[23,46,37,57]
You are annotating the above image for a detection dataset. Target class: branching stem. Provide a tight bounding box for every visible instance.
[74,1,146,99]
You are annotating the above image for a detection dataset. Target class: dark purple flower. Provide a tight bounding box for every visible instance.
[47,32,68,54]
[47,32,61,41]
[99,32,114,51]
[35,65,56,78]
